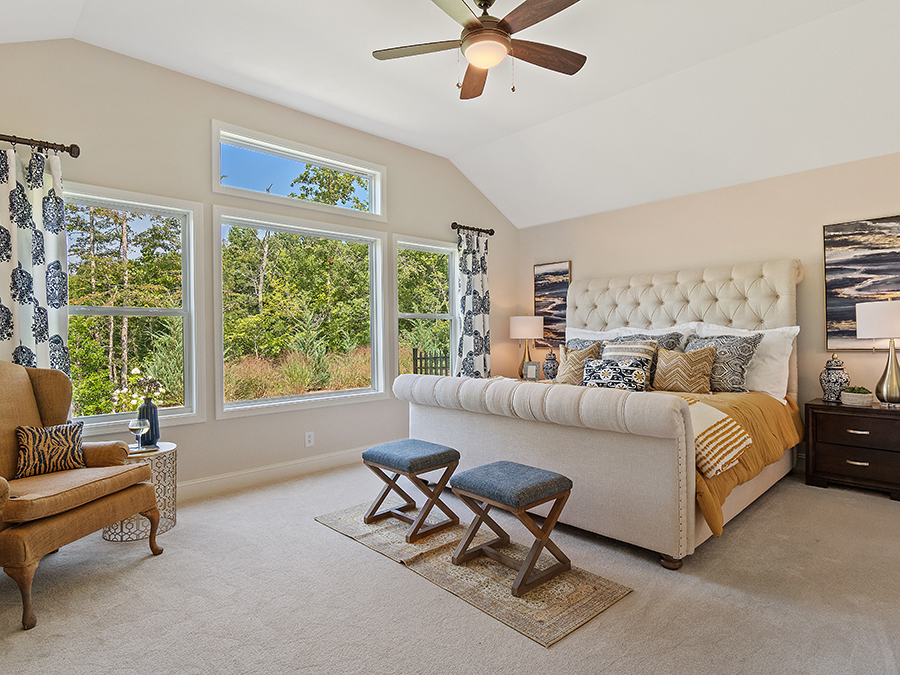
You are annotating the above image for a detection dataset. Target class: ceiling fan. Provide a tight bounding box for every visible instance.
[373,0,587,100]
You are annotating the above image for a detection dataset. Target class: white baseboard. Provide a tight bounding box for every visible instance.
[177,446,364,503]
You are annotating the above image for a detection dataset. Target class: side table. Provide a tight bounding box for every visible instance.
[103,441,177,541]
[805,399,900,500]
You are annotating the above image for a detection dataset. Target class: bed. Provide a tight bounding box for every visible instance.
[393,259,804,568]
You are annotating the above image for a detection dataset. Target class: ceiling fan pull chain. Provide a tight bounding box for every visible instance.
[511,50,516,93]
[456,49,463,89]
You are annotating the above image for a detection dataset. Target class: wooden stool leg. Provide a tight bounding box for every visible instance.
[5,561,39,630]
[363,464,416,524]
[511,492,571,596]
[404,461,459,543]
[451,493,510,564]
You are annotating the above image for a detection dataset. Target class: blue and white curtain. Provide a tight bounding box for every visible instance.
[0,148,69,372]
[455,231,490,378]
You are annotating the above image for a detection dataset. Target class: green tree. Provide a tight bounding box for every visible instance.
[289,166,369,211]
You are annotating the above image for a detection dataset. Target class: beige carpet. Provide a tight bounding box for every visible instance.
[316,502,632,647]
[1,465,899,674]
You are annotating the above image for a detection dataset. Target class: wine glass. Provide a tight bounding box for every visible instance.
[128,418,150,451]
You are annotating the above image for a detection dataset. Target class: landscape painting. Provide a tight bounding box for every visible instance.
[824,215,900,350]
[534,261,571,348]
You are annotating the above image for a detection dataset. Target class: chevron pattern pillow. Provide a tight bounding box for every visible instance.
[557,341,602,385]
[15,422,86,479]
[652,346,717,394]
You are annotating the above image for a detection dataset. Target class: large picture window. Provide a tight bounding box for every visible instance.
[217,209,385,414]
[64,185,200,428]
[396,237,457,376]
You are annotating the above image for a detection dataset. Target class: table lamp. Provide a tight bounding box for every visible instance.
[856,299,900,407]
[510,315,543,379]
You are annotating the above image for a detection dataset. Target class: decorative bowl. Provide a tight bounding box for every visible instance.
[840,391,873,407]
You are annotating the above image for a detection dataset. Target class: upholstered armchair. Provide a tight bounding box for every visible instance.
[0,360,163,630]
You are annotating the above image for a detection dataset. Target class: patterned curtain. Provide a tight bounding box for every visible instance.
[0,148,69,372]
[455,231,490,378]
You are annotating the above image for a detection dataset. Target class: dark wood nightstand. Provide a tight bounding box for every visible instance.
[805,399,900,500]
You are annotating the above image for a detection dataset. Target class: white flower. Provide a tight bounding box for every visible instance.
[131,367,141,375]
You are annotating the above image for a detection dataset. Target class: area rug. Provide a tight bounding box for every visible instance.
[316,502,633,647]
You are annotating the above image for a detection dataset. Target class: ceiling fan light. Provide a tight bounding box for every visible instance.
[464,38,508,69]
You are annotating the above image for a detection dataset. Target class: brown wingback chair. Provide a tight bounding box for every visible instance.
[0,360,162,630]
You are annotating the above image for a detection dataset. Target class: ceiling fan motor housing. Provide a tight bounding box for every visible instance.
[461,17,511,68]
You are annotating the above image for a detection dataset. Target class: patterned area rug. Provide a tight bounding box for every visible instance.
[315,502,633,647]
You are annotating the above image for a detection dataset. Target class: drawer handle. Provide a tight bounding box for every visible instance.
[845,459,870,467]
[846,429,870,435]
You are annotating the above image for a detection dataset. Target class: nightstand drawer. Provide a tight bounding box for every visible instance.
[815,442,900,484]
[815,414,899,452]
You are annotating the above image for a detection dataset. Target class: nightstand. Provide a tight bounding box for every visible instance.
[805,399,900,500]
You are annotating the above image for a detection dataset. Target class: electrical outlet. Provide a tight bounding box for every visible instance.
[305,431,314,447]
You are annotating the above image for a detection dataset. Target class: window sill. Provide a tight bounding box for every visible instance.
[216,387,390,420]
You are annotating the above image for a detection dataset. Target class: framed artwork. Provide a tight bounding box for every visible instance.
[534,261,571,348]
[824,215,900,350]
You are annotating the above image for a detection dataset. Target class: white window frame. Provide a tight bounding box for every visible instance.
[63,183,205,435]
[212,120,387,223]
[214,206,388,419]
[392,234,459,379]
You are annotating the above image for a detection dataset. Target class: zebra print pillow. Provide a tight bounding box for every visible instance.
[15,422,86,479]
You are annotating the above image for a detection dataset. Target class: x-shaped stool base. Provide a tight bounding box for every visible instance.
[363,459,459,543]
[451,488,571,597]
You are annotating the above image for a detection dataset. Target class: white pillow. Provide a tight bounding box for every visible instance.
[694,323,800,401]
[566,322,703,343]
[565,326,633,342]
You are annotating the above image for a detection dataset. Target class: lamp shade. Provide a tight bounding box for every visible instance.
[856,300,900,339]
[463,38,508,69]
[509,315,543,340]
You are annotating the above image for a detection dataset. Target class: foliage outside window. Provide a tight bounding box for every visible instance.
[397,243,455,376]
[65,189,195,422]
[219,214,381,408]
[214,122,385,220]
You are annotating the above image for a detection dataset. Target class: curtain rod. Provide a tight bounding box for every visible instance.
[451,221,495,237]
[0,133,80,158]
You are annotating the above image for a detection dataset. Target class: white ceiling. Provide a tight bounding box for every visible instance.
[4,0,900,228]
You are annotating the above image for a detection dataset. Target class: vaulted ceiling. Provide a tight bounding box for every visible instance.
[4,0,899,228]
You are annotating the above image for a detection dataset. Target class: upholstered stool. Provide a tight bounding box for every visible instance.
[361,439,460,543]
[450,460,572,597]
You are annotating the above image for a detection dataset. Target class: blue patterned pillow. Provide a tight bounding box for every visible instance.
[605,332,686,352]
[685,333,763,392]
[565,338,602,351]
[582,357,651,392]
[15,422,86,479]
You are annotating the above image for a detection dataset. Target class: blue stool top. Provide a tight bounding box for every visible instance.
[450,461,572,509]
[362,439,460,474]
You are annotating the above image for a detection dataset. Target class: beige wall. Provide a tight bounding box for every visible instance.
[0,39,520,498]
[518,152,900,408]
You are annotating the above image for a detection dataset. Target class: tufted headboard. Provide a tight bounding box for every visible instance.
[565,259,804,400]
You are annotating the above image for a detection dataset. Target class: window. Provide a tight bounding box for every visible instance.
[216,208,385,415]
[64,184,201,430]
[213,121,386,221]
[395,237,457,377]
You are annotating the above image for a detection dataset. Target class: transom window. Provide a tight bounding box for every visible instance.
[213,122,386,221]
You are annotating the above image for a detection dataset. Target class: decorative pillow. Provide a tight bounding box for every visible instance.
[652,346,717,394]
[601,339,658,361]
[582,357,651,392]
[565,338,603,351]
[557,342,602,385]
[15,422,86,479]
[685,333,763,393]
[694,323,800,400]
[605,332,686,352]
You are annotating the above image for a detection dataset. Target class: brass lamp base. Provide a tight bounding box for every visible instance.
[517,340,533,379]
[875,338,900,408]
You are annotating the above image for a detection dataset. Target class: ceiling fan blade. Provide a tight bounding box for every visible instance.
[500,0,581,34]
[510,39,586,74]
[431,0,482,30]
[373,40,461,61]
[460,64,488,99]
